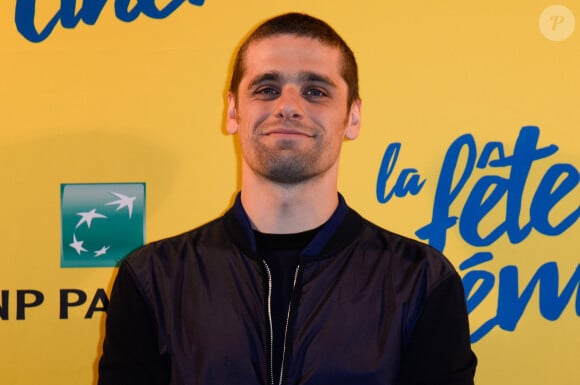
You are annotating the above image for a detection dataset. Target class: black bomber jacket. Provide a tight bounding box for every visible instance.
[98,193,477,385]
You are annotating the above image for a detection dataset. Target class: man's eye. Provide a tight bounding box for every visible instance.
[255,87,279,96]
[304,88,327,97]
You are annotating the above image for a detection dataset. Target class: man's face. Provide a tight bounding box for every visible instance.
[227,34,361,185]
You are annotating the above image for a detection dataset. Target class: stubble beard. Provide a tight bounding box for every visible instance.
[240,116,347,186]
[249,138,323,185]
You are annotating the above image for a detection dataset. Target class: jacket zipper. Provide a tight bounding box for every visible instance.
[262,261,275,385]
[278,265,301,385]
[262,261,302,385]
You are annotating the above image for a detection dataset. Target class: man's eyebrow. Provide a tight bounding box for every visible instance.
[299,72,337,88]
[248,72,281,89]
[247,71,337,89]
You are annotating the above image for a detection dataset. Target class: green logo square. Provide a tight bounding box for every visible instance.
[60,183,145,268]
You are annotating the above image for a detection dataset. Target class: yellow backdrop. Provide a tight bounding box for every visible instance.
[1,1,578,384]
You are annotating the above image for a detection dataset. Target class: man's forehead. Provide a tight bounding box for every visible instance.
[241,35,343,79]
[245,34,339,56]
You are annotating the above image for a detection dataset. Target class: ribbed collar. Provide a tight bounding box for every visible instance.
[223,192,365,261]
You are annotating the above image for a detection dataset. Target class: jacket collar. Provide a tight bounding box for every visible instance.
[223,192,365,261]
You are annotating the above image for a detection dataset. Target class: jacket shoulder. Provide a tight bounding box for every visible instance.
[357,217,459,292]
[123,215,228,279]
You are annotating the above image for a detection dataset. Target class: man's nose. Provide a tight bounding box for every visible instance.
[274,88,304,120]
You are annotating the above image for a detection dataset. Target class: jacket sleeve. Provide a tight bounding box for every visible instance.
[98,261,170,385]
[396,272,477,385]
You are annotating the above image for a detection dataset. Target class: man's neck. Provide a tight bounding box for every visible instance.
[240,168,339,234]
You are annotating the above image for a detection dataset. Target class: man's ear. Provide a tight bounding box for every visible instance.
[226,92,239,135]
[345,99,361,140]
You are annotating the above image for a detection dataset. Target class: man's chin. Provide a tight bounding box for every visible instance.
[260,163,314,185]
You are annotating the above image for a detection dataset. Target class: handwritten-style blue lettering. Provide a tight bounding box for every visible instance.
[376,126,579,342]
[376,142,426,203]
[460,252,580,342]
[415,126,578,250]
[14,0,206,43]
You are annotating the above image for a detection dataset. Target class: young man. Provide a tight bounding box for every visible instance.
[98,13,477,385]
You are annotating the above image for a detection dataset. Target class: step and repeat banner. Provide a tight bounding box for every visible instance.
[1,1,578,384]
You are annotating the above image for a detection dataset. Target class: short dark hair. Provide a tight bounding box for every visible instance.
[229,13,360,106]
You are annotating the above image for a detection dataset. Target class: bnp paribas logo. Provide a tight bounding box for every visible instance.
[60,183,145,268]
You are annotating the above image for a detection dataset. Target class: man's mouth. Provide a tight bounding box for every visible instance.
[262,128,314,137]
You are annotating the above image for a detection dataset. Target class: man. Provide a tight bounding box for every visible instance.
[98,12,477,385]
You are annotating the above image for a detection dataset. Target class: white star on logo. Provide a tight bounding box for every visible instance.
[69,234,87,255]
[94,245,110,257]
[106,192,136,218]
[75,208,107,229]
